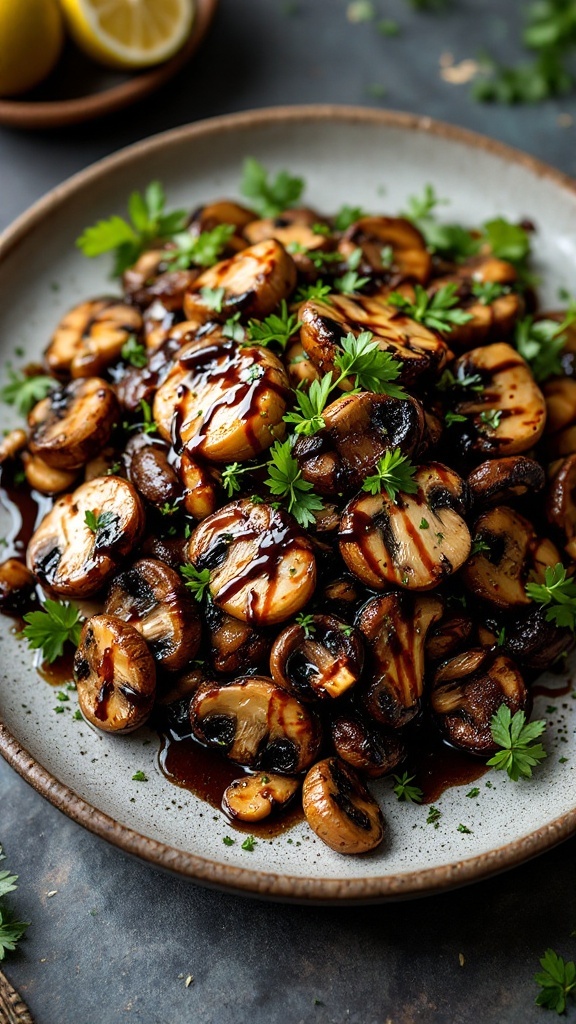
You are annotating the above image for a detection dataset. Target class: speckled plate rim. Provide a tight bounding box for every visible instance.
[1,104,576,903]
[0,0,218,130]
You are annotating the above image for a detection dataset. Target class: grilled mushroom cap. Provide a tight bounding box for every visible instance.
[46,299,143,378]
[357,592,444,728]
[547,454,576,559]
[74,613,156,733]
[299,293,448,386]
[285,340,321,390]
[28,377,119,471]
[331,714,405,778]
[425,613,474,662]
[183,239,297,323]
[302,757,384,854]
[187,499,316,626]
[0,428,27,464]
[27,475,145,597]
[338,215,431,283]
[425,262,523,350]
[431,648,529,755]
[462,506,561,609]
[154,338,290,463]
[500,607,574,671]
[125,434,182,509]
[0,558,36,614]
[222,773,300,822]
[104,558,201,672]
[191,199,255,248]
[270,615,364,702]
[467,456,545,510]
[190,675,322,773]
[243,209,332,273]
[450,343,546,456]
[203,600,271,675]
[339,462,471,591]
[293,391,425,499]
[122,249,199,312]
[543,378,576,459]
[21,452,78,495]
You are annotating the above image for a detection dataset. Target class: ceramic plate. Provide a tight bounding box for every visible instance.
[1,106,576,903]
[0,0,218,130]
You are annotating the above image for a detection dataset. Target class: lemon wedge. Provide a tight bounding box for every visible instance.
[59,0,195,69]
[0,0,64,97]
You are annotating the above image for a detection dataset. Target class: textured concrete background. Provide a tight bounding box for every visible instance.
[2,1,576,1021]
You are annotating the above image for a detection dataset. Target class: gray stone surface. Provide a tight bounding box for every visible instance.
[1,1,576,1021]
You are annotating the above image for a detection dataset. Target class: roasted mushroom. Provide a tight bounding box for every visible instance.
[74,613,156,733]
[183,239,297,323]
[191,199,255,250]
[154,338,290,463]
[222,773,300,822]
[431,648,529,755]
[467,456,545,510]
[331,714,405,778]
[339,463,471,591]
[499,607,573,671]
[178,451,219,520]
[299,293,448,386]
[425,612,474,662]
[21,452,78,495]
[357,592,444,728]
[337,216,431,283]
[302,757,384,854]
[543,378,576,459]
[546,454,576,559]
[27,476,145,597]
[244,208,332,274]
[28,377,119,471]
[0,428,27,464]
[270,614,364,701]
[462,506,561,609]
[449,343,546,456]
[104,558,201,672]
[122,251,199,312]
[190,676,322,773]
[0,558,36,614]
[203,600,270,675]
[187,499,316,625]
[293,391,425,499]
[46,299,142,378]
[125,434,182,509]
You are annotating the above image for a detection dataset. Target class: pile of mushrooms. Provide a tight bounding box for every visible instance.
[1,188,574,858]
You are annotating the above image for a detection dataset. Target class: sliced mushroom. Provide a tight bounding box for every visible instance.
[0,428,27,464]
[190,676,322,773]
[203,599,271,675]
[321,574,366,620]
[28,377,119,471]
[449,343,546,456]
[179,452,219,519]
[74,613,156,733]
[285,340,321,389]
[0,558,37,614]
[104,558,201,672]
[141,534,188,571]
[27,475,145,597]
[153,338,290,463]
[222,773,300,822]
[183,239,297,323]
[293,391,425,499]
[431,648,529,755]
[21,452,78,495]
[187,499,316,626]
[467,456,545,510]
[357,592,443,728]
[122,250,199,311]
[546,454,576,559]
[244,208,332,274]
[331,714,405,778]
[302,757,384,854]
[270,615,364,701]
[299,293,448,386]
[338,216,431,283]
[339,462,471,591]
[424,264,523,350]
[116,320,198,413]
[46,298,142,378]
[425,613,474,662]
[125,434,182,509]
[543,378,576,459]
[500,607,574,671]
[462,506,561,609]
[191,199,255,250]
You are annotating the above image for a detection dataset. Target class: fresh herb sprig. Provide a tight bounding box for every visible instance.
[76,181,187,276]
[392,772,423,803]
[0,368,54,417]
[515,307,576,383]
[526,562,576,631]
[180,565,212,602]
[333,330,407,396]
[246,301,302,350]
[471,281,509,305]
[487,705,547,781]
[240,158,304,217]
[362,449,419,500]
[164,224,236,271]
[22,600,83,664]
[265,440,324,527]
[534,948,576,1014]
[295,613,316,637]
[0,846,28,962]
[84,509,116,534]
[121,335,147,368]
[283,376,333,436]
[388,283,473,332]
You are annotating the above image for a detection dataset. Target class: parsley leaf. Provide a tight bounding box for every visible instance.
[526,562,576,631]
[403,185,480,261]
[483,217,531,264]
[164,224,236,271]
[479,409,502,431]
[84,509,116,534]
[487,705,547,781]
[388,283,473,332]
[240,158,304,217]
[515,310,576,382]
[283,375,333,436]
[334,269,370,294]
[0,368,54,417]
[22,600,83,664]
[0,904,29,962]
[247,301,302,351]
[138,398,158,436]
[392,772,423,803]
[220,460,266,498]
[76,181,187,276]
[471,281,509,305]
[362,449,418,500]
[200,286,226,312]
[180,565,212,602]
[222,313,246,343]
[333,331,406,397]
[265,439,324,527]
[121,335,148,368]
[535,949,576,1014]
[294,281,333,304]
[132,771,148,782]
[436,368,484,394]
[295,612,316,637]
[333,205,365,231]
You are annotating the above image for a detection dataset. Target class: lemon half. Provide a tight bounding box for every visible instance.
[59,0,195,69]
[0,0,64,97]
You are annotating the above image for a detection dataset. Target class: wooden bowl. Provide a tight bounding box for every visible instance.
[0,0,218,130]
